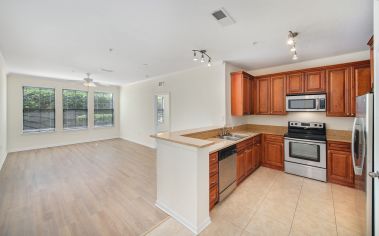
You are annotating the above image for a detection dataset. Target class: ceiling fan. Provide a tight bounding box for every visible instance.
[83,73,97,87]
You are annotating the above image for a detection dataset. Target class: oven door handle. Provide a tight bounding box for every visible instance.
[284,137,326,144]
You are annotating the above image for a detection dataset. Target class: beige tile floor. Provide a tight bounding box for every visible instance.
[145,167,366,236]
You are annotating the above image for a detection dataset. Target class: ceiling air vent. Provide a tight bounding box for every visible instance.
[211,8,235,27]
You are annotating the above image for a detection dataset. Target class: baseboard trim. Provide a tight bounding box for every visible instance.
[0,151,7,172]
[120,137,156,149]
[8,136,119,153]
[155,201,211,235]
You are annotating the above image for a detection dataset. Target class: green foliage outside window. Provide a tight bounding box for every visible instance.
[94,92,114,127]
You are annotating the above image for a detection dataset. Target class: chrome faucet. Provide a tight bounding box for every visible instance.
[219,126,232,136]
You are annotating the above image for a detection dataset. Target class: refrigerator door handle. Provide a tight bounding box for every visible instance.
[351,118,364,175]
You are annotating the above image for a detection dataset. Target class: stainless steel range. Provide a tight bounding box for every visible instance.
[284,121,327,182]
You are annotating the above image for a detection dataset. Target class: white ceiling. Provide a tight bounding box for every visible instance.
[0,0,373,85]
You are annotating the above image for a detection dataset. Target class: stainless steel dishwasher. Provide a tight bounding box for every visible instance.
[218,145,237,201]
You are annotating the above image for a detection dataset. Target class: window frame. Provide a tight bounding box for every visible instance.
[94,92,114,128]
[22,86,56,133]
[62,89,89,130]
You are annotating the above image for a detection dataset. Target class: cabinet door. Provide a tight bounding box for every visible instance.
[255,77,270,114]
[245,146,253,175]
[350,64,371,116]
[304,70,326,93]
[237,150,245,184]
[286,73,304,94]
[263,141,284,170]
[252,144,261,170]
[353,64,371,97]
[270,75,286,115]
[243,75,251,115]
[326,67,351,117]
[231,72,252,116]
[327,150,354,187]
[368,36,374,89]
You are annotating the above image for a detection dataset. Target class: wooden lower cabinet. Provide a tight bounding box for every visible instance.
[209,152,219,210]
[262,134,284,171]
[236,135,262,185]
[237,150,246,183]
[327,141,354,187]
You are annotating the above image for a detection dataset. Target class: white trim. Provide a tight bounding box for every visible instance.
[7,136,119,153]
[0,151,7,172]
[120,137,156,149]
[155,200,211,235]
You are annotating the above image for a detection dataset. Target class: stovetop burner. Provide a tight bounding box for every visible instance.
[285,121,326,141]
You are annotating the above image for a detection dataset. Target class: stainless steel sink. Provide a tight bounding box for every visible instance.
[218,134,247,141]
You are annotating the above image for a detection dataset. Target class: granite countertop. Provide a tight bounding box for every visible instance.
[150,126,222,148]
[207,131,260,154]
[150,124,352,152]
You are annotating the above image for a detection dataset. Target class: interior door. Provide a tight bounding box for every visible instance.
[154,93,170,132]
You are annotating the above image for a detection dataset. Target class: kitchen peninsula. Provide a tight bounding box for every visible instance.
[151,124,351,234]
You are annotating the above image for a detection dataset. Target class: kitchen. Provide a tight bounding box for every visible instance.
[0,0,377,235]
[151,39,374,235]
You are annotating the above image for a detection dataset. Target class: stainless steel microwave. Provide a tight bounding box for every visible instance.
[286,94,326,112]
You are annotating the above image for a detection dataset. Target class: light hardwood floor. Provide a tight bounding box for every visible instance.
[0,139,168,236]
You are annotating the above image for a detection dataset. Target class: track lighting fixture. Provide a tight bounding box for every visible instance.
[287,31,299,60]
[287,31,298,45]
[193,51,198,61]
[192,50,212,67]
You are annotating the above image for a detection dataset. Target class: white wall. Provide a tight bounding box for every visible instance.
[120,63,226,148]
[7,74,120,152]
[239,51,371,130]
[0,52,7,170]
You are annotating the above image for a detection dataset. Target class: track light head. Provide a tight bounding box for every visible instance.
[292,52,298,60]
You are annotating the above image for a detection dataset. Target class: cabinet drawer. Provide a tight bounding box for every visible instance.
[264,134,283,142]
[209,173,218,188]
[237,140,248,151]
[209,152,218,165]
[328,141,351,152]
[209,185,218,209]
[210,162,218,176]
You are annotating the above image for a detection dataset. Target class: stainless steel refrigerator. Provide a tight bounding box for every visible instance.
[352,93,374,235]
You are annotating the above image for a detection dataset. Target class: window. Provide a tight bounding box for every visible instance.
[23,87,55,132]
[63,89,88,129]
[94,92,114,127]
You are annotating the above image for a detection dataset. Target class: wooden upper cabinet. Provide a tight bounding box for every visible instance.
[231,71,253,116]
[254,77,270,115]
[352,64,371,97]
[368,36,374,89]
[326,67,351,117]
[270,75,286,115]
[304,70,326,93]
[286,73,304,94]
